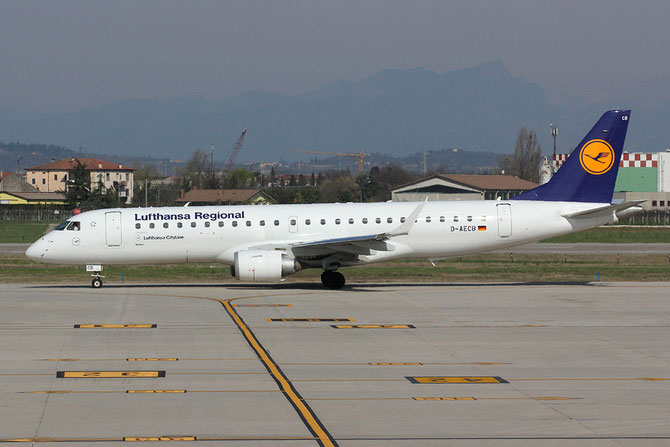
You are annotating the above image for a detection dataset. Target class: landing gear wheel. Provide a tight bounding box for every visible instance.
[321,271,346,290]
[91,277,103,288]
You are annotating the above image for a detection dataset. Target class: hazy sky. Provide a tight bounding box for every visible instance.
[2,0,669,112]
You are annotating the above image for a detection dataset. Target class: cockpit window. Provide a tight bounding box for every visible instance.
[54,221,70,231]
[66,221,80,231]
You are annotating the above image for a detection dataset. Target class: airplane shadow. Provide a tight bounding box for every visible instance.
[27,281,594,291]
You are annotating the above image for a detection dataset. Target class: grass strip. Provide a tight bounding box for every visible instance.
[542,226,670,243]
[2,253,669,284]
[0,221,55,243]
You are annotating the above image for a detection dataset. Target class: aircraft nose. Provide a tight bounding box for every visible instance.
[25,240,45,260]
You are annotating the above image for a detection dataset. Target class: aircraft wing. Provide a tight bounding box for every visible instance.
[290,200,424,250]
[248,201,425,257]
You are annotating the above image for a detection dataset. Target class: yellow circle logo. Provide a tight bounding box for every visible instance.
[579,139,615,175]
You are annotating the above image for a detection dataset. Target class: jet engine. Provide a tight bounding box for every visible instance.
[232,250,300,282]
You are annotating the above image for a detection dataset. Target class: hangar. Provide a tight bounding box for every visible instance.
[391,174,538,202]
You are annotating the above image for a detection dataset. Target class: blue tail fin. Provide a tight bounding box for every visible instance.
[512,110,630,203]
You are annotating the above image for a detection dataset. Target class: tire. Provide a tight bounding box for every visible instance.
[91,277,103,288]
[331,271,346,290]
[321,271,332,288]
[321,271,345,290]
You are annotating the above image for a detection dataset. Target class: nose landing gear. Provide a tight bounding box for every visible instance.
[321,270,345,290]
[86,264,104,288]
[91,275,103,288]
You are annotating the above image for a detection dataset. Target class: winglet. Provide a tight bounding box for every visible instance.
[386,201,425,237]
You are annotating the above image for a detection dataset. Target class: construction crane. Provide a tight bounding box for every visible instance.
[297,148,369,174]
[223,129,247,173]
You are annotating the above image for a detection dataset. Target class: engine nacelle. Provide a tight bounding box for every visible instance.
[232,250,300,282]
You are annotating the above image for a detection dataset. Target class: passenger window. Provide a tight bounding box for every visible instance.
[135,223,141,229]
[480,215,486,222]
[66,221,80,231]
[305,219,311,225]
[178,222,183,228]
[259,220,265,227]
[362,218,368,224]
[320,219,326,225]
[400,217,406,223]
[426,216,431,223]
[387,217,393,223]
[204,222,210,228]
[163,222,169,229]
[439,216,445,223]
[274,220,279,226]
[54,221,70,231]
[190,222,196,228]
[453,216,459,222]
[290,219,297,226]
[232,221,238,227]
[150,223,155,229]
[348,218,354,224]
[375,217,381,224]
[246,221,251,227]
[467,216,473,222]
[335,218,341,225]
[218,221,223,227]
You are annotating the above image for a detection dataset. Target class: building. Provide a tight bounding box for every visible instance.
[176,189,277,206]
[0,172,66,204]
[552,151,670,210]
[1,172,35,193]
[25,157,136,204]
[391,174,538,202]
[0,191,66,205]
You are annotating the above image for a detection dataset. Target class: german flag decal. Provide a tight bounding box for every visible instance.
[477,226,487,231]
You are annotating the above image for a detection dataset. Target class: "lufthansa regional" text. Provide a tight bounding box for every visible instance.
[135,211,245,221]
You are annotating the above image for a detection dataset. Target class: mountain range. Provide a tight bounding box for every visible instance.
[1,61,669,163]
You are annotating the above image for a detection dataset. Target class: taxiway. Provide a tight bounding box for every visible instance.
[0,282,669,446]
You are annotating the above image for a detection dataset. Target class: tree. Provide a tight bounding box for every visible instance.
[319,174,359,203]
[263,187,297,204]
[133,163,161,182]
[63,160,91,208]
[86,178,120,209]
[63,160,122,209]
[498,127,542,182]
[363,164,418,202]
[299,187,320,203]
[224,168,255,189]
[180,149,209,191]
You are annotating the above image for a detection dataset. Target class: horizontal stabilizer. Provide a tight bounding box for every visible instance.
[561,200,646,219]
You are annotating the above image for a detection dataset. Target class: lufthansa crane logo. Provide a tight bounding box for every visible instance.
[579,139,615,175]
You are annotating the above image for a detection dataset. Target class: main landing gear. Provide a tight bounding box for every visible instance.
[321,270,345,290]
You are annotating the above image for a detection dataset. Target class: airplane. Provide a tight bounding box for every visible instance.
[26,110,641,290]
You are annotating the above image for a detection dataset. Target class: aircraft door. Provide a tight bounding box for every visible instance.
[105,211,122,246]
[496,203,512,238]
[288,216,298,233]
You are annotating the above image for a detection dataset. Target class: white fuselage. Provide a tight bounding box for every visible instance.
[26,200,614,267]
